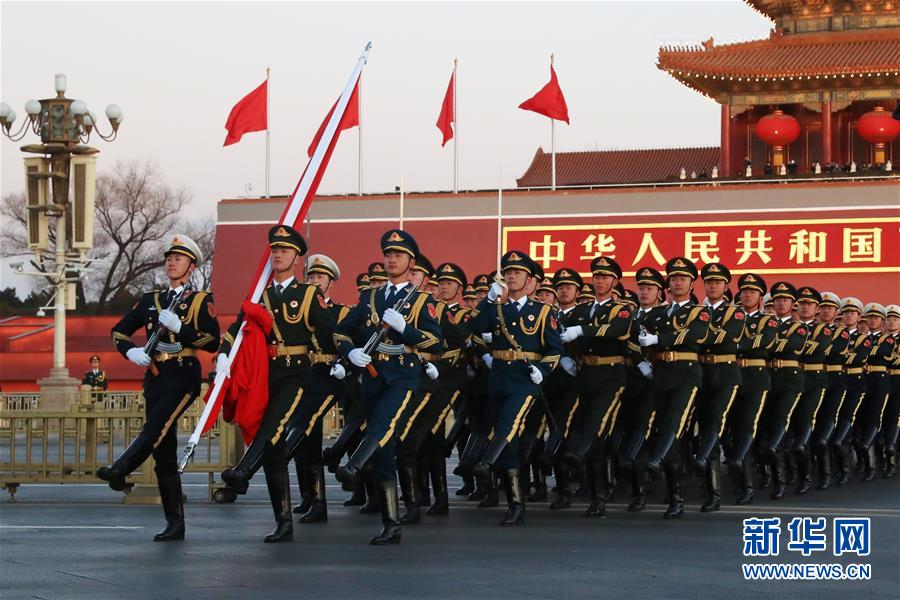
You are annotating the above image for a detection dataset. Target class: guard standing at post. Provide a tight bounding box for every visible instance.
[332,229,444,545]
[100,235,219,541]
[83,355,109,402]
[217,225,338,543]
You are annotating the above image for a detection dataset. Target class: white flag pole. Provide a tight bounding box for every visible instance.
[266,67,271,197]
[453,58,458,194]
[496,164,503,273]
[550,53,556,191]
[358,72,363,196]
[179,42,373,472]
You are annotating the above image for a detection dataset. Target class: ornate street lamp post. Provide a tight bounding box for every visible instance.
[1,74,123,406]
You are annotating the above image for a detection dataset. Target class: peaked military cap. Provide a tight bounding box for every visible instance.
[356,272,371,291]
[306,254,340,280]
[864,302,886,318]
[380,229,419,258]
[621,289,639,308]
[770,281,798,301]
[578,283,595,301]
[165,234,203,264]
[665,256,698,280]
[819,292,840,309]
[538,276,557,296]
[473,274,490,292]
[840,297,863,314]
[462,284,477,300]
[501,250,540,277]
[590,256,622,279]
[268,225,307,256]
[412,253,434,276]
[636,266,665,289]
[797,286,822,304]
[435,262,467,287]
[886,304,900,318]
[367,262,388,283]
[700,262,731,283]
[553,267,583,288]
[737,273,766,295]
[763,293,774,307]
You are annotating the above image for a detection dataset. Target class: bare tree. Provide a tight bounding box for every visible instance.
[0,191,57,292]
[90,160,191,306]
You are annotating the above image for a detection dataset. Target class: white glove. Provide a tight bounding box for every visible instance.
[560,356,578,377]
[638,331,659,347]
[349,348,372,368]
[126,347,151,368]
[425,363,439,380]
[382,308,406,334]
[158,309,182,334]
[482,332,493,344]
[216,353,231,378]
[330,363,346,380]
[637,360,654,380]
[482,353,493,369]
[561,325,583,343]
[529,365,544,385]
[487,281,505,302]
[467,365,477,380]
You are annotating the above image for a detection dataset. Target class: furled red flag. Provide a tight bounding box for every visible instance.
[436,72,455,146]
[223,80,268,146]
[519,66,569,124]
[307,81,360,157]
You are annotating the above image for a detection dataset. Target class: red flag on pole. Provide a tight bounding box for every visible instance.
[436,72,455,146]
[518,66,569,124]
[307,81,360,157]
[223,80,268,146]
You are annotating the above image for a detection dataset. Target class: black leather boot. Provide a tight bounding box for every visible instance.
[550,457,572,509]
[454,433,489,477]
[335,436,380,491]
[153,474,185,542]
[794,447,812,494]
[646,432,677,476]
[693,430,718,473]
[700,457,721,512]
[418,459,432,507]
[472,437,509,486]
[292,460,313,514]
[398,464,421,524]
[861,445,876,482]
[884,453,897,479]
[601,456,617,502]
[263,466,293,543]
[322,415,364,472]
[585,460,607,518]
[627,462,646,511]
[370,479,402,545]
[833,443,850,486]
[478,475,500,508]
[96,435,154,492]
[343,479,367,506]
[527,464,548,501]
[298,465,327,523]
[734,456,754,505]
[815,445,832,490]
[358,474,381,514]
[770,451,786,500]
[500,469,525,526]
[662,463,684,519]
[426,458,449,515]
[455,474,475,496]
[221,437,269,495]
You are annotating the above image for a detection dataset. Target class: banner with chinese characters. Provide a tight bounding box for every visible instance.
[503,217,900,277]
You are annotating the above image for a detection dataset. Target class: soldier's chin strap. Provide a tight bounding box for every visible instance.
[168,260,195,288]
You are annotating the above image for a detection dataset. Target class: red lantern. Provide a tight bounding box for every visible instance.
[857,106,900,165]
[756,110,801,167]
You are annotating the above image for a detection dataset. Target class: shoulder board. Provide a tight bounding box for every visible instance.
[786,323,805,337]
[723,305,738,323]
[337,305,351,323]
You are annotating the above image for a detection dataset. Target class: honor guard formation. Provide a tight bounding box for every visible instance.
[99,228,900,545]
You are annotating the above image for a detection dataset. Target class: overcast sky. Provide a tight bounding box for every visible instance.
[1,1,772,212]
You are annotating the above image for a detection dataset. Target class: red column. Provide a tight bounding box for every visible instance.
[822,97,832,166]
[720,103,731,176]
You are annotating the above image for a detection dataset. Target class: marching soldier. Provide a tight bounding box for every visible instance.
[883,305,899,477]
[810,292,847,489]
[616,267,665,511]
[217,225,338,543]
[757,282,808,500]
[559,257,632,517]
[332,229,444,545]
[638,257,711,519]
[724,273,776,505]
[830,297,870,485]
[465,251,563,525]
[694,263,745,513]
[855,303,894,480]
[82,355,109,402]
[788,287,833,495]
[288,253,350,524]
[99,235,219,541]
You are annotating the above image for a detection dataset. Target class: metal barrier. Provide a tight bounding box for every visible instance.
[0,386,343,503]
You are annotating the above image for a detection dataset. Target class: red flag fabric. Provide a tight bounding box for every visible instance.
[436,72,455,146]
[223,80,268,146]
[307,81,360,157]
[202,300,272,444]
[518,66,569,124]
